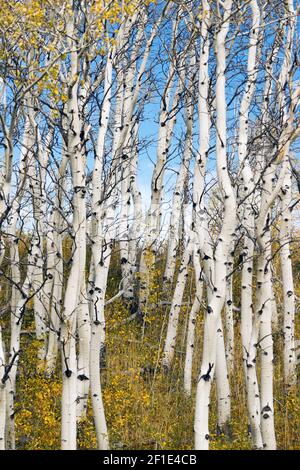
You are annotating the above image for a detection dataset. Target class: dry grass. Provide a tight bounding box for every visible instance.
[14,291,300,450]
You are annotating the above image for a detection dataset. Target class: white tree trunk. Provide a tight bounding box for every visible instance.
[76,280,91,420]
[215,317,231,435]
[280,165,296,386]
[255,236,276,450]
[224,255,234,372]
[162,238,193,371]
[183,250,203,395]
[164,51,195,284]
[194,0,235,450]
[0,327,6,450]
[61,16,86,447]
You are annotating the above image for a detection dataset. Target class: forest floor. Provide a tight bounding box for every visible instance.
[14,259,300,450]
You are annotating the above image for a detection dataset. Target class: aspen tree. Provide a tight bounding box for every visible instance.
[162,237,194,370]
[118,13,145,300]
[45,154,68,375]
[224,257,234,372]
[234,0,263,448]
[4,106,40,448]
[87,37,116,448]
[27,103,51,368]
[277,0,297,388]
[127,122,143,296]
[164,50,196,285]
[194,0,236,450]
[88,3,170,447]
[60,4,87,449]
[0,326,6,449]
[76,280,91,420]
[139,11,184,288]
[182,0,211,397]
[162,51,196,370]
[253,2,298,447]
[183,248,203,395]
[280,163,296,386]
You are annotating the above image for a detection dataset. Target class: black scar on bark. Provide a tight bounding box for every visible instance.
[77,374,89,381]
[261,404,271,419]
[262,405,271,412]
[200,363,214,381]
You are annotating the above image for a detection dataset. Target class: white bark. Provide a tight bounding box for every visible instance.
[61,13,86,449]
[27,108,50,368]
[183,249,203,395]
[88,45,115,450]
[194,0,236,450]
[280,164,296,386]
[164,60,195,283]
[118,17,145,299]
[224,253,234,372]
[0,326,6,450]
[45,156,67,375]
[144,65,182,255]
[76,280,91,420]
[235,0,263,449]
[89,204,114,450]
[162,237,193,371]
[127,123,143,298]
[277,0,296,388]
[5,112,35,449]
[215,316,231,435]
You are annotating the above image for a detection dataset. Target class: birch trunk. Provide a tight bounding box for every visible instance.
[215,317,231,436]
[194,0,236,450]
[45,156,67,375]
[224,254,234,372]
[280,164,296,386]
[183,249,203,395]
[127,123,143,299]
[0,326,6,450]
[164,51,195,284]
[60,13,86,448]
[162,238,193,371]
[28,147,48,369]
[89,200,114,449]
[88,42,118,450]
[76,280,91,420]
[5,112,35,449]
